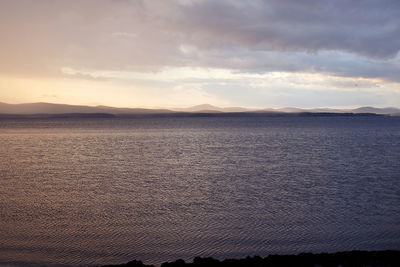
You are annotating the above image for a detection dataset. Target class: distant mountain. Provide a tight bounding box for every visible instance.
[0,102,172,114]
[257,107,346,114]
[352,106,400,115]
[262,106,400,115]
[0,102,399,116]
[307,108,349,113]
[172,104,250,113]
[276,107,306,113]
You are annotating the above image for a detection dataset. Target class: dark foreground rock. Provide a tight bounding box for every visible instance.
[102,250,400,267]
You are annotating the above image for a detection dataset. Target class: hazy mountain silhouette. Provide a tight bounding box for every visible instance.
[0,102,172,115]
[179,104,400,115]
[265,106,400,115]
[0,102,399,116]
[352,106,400,115]
[275,107,349,113]
[172,104,250,113]
[275,107,306,113]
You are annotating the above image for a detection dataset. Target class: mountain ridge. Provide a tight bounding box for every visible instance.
[0,102,399,115]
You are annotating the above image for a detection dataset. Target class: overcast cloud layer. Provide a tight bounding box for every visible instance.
[0,0,399,107]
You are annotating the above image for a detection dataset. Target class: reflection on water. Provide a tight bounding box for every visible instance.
[1,116,400,266]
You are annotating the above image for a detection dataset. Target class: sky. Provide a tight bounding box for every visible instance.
[0,0,399,108]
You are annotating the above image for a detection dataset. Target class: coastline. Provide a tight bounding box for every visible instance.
[101,250,400,267]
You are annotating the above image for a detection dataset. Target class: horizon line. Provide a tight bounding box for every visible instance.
[1,101,399,111]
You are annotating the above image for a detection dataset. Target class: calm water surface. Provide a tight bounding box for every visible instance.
[1,116,400,266]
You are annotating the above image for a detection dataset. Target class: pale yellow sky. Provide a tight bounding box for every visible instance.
[1,0,399,108]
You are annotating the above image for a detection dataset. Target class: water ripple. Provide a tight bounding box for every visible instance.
[1,116,400,266]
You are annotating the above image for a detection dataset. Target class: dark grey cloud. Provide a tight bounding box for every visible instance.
[0,0,399,82]
[170,0,400,58]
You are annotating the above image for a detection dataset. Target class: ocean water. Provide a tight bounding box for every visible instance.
[0,116,400,266]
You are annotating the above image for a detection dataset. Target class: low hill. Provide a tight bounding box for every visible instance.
[0,102,399,116]
[0,102,171,115]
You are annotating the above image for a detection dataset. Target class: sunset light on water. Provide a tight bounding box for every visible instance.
[1,1,400,266]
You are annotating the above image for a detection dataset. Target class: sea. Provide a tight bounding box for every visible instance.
[1,116,400,266]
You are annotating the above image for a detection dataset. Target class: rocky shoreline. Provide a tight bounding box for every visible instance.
[102,250,400,267]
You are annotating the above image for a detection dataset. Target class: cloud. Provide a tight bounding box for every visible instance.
[0,0,399,108]
[182,0,400,58]
[1,0,399,78]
